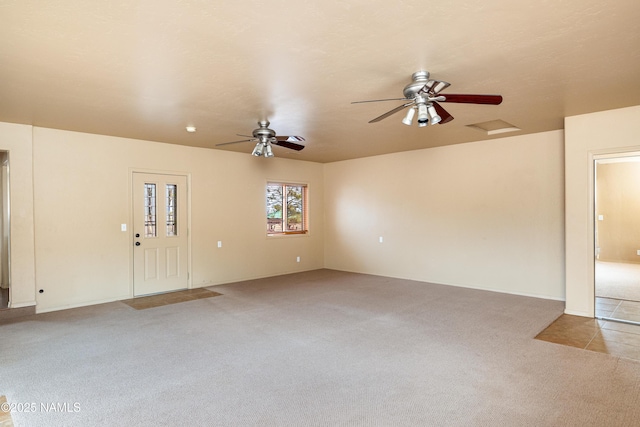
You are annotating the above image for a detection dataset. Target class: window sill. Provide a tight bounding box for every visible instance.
[267,231,309,237]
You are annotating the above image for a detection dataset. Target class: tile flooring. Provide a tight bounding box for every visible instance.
[120,288,222,310]
[595,296,640,323]
[536,312,640,362]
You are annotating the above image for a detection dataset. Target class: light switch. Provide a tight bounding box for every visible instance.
[121,224,127,231]
[217,241,222,248]
[598,215,604,221]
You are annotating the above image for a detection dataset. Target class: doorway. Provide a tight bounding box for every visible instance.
[132,172,189,296]
[594,155,640,324]
[0,152,9,310]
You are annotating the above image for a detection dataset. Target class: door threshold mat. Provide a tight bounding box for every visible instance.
[0,395,15,426]
[121,288,222,310]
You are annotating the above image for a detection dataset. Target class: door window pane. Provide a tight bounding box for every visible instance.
[166,184,177,237]
[144,183,157,237]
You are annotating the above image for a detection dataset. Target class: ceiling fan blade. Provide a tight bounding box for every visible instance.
[236,133,253,138]
[216,138,255,146]
[440,94,503,105]
[432,102,454,124]
[369,102,415,123]
[272,140,305,151]
[276,135,306,142]
[351,97,409,104]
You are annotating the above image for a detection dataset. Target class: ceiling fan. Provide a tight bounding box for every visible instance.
[352,71,502,127]
[216,120,305,157]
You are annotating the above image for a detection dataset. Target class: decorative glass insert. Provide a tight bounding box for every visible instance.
[144,183,157,237]
[166,184,177,237]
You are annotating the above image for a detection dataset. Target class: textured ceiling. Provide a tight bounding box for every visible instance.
[1,0,639,163]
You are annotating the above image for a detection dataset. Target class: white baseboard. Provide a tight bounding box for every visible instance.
[564,308,593,318]
[36,296,129,314]
[9,300,36,309]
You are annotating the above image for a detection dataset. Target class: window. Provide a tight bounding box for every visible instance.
[266,182,308,235]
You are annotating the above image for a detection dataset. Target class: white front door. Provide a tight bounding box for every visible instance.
[133,172,188,296]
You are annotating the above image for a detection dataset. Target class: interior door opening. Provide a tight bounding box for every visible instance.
[0,151,10,310]
[594,155,640,325]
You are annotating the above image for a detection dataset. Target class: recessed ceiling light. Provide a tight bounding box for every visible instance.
[466,119,520,135]
[186,126,196,133]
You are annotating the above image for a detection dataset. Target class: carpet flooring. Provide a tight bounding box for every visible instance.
[595,261,640,302]
[2,269,640,426]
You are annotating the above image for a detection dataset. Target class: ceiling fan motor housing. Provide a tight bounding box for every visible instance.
[403,71,430,98]
[253,120,276,141]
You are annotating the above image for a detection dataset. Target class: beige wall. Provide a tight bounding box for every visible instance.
[324,131,566,300]
[30,127,324,312]
[565,105,640,317]
[595,161,640,263]
[6,105,639,314]
[0,122,36,308]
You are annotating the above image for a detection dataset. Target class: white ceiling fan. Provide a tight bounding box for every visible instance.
[216,120,305,157]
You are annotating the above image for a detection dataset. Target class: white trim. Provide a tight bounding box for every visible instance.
[564,308,591,317]
[35,296,128,314]
[9,300,36,309]
[322,268,566,302]
[587,148,640,318]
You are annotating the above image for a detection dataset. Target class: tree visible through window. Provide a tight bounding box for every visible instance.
[267,183,307,235]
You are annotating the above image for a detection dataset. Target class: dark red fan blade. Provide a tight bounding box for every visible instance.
[432,102,454,124]
[369,102,414,123]
[440,94,503,105]
[272,140,305,151]
[276,135,306,142]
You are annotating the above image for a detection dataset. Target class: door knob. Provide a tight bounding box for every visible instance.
[135,242,141,246]
[135,233,140,238]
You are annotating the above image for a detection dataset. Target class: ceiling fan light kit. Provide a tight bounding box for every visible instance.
[352,70,503,127]
[402,107,416,125]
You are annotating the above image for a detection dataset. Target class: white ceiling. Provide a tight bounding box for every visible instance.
[1,0,639,163]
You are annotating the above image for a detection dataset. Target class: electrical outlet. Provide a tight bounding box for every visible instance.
[637,250,640,256]
[217,241,222,248]
[379,236,384,243]
[296,256,300,263]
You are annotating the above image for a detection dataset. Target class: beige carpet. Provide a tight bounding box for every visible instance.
[596,261,640,302]
[2,269,640,426]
